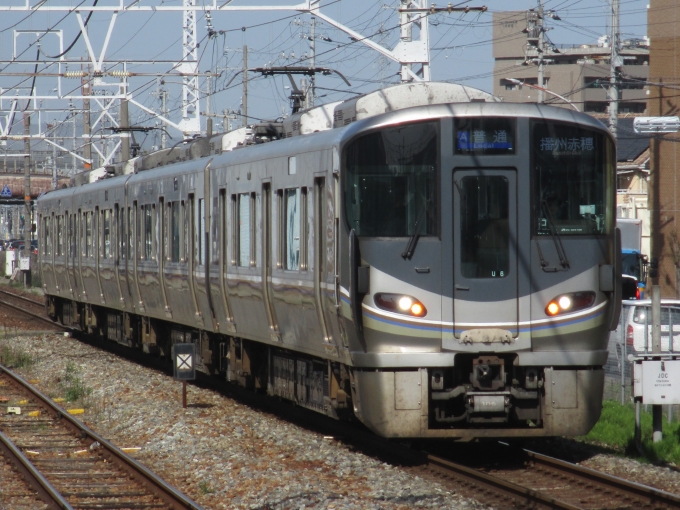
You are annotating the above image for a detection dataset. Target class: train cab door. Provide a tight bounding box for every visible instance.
[451,169,519,342]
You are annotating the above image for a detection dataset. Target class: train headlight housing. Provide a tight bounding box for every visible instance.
[545,291,596,316]
[374,293,427,317]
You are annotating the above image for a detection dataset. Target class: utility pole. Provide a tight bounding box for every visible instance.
[537,0,545,104]
[120,83,130,162]
[22,108,31,287]
[153,77,169,149]
[609,0,620,137]
[82,70,91,171]
[525,1,560,105]
[243,45,248,128]
[52,137,57,191]
[206,72,212,120]
[309,16,316,108]
[71,102,77,171]
[179,0,201,136]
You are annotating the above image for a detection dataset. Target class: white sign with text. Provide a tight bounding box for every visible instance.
[634,359,680,404]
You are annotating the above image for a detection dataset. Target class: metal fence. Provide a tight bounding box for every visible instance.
[605,302,680,422]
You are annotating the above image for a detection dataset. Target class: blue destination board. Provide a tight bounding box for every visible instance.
[457,130,513,150]
[454,117,516,155]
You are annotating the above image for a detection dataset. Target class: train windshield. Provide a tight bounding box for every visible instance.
[532,120,614,235]
[344,121,438,237]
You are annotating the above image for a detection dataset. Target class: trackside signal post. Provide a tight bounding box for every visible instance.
[172,343,196,409]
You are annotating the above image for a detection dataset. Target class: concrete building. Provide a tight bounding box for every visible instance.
[492,11,649,114]
[648,0,680,297]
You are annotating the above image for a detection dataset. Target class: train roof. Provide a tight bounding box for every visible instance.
[65,82,610,189]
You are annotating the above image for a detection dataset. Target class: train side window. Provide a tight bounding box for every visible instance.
[276,190,284,269]
[85,212,92,258]
[238,193,250,267]
[219,190,227,268]
[81,212,84,257]
[230,195,237,265]
[211,197,219,266]
[182,200,188,263]
[94,209,100,259]
[56,215,63,256]
[144,204,153,261]
[171,201,180,263]
[44,216,51,256]
[123,207,133,260]
[284,188,301,270]
[117,205,125,261]
[250,192,257,267]
[300,187,308,270]
[69,213,75,259]
[196,198,205,266]
[152,204,157,261]
[103,209,111,259]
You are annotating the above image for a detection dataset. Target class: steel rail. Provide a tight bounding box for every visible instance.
[0,288,43,307]
[0,364,205,510]
[0,297,63,329]
[0,428,74,510]
[524,448,680,508]
[426,454,582,510]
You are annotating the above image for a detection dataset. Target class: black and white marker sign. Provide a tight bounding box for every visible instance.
[172,343,196,381]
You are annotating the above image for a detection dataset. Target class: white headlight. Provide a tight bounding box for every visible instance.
[558,296,572,310]
[398,296,413,311]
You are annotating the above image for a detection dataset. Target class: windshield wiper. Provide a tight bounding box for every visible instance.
[540,199,570,270]
[401,200,428,260]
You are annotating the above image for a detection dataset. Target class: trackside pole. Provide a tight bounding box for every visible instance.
[620,310,625,405]
[652,285,662,442]
[182,380,187,409]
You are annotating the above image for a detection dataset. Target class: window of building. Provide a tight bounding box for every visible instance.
[620,102,646,113]
[584,102,608,113]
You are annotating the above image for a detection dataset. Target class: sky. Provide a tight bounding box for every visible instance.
[0,0,650,161]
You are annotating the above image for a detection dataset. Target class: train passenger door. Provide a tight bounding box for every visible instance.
[452,169,518,340]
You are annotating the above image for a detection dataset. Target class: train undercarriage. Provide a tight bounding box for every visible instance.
[47,295,603,438]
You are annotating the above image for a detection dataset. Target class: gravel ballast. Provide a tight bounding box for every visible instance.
[2,332,680,509]
[0,333,482,510]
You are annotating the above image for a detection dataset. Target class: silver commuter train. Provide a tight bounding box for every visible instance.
[37,82,621,439]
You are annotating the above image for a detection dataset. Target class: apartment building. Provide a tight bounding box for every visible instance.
[492,11,649,114]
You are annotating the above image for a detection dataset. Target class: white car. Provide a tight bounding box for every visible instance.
[623,299,680,353]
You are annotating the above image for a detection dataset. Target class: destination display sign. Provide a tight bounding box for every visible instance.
[455,117,515,155]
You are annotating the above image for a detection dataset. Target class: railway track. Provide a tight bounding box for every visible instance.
[0,434,53,509]
[0,363,203,510]
[0,287,63,331]
[422,443,680,509]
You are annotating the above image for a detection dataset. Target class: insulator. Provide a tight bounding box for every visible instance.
[109,70,132,77]
[63,71,87,78]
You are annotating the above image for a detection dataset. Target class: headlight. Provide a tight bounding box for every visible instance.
[374,293,427,317]
[545,291,596,316]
